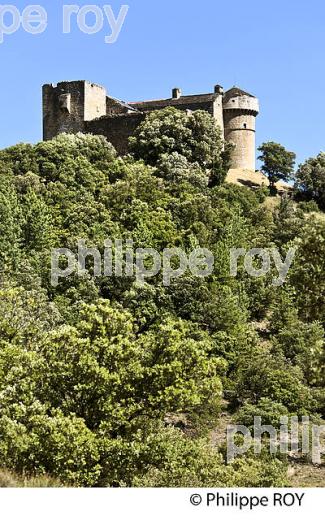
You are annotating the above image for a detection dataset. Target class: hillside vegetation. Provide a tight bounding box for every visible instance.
[0,109,324,487]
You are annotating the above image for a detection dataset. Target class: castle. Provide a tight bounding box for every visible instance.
[43,80,259,171]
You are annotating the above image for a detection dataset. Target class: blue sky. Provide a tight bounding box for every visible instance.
[0,0,324,166]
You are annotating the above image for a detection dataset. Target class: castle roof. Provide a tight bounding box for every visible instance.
[107,95,139,112]
[128,92,218,111]
[129,87,257,112]
[224,87,256,101]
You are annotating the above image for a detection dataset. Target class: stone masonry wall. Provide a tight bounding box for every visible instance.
[43,81,86,140]
[223,111,256,170]
[85,112,146,155]
[43,81,258,169]
[84,82,107,121]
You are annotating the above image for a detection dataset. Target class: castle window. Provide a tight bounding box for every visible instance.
[243,123,247,129]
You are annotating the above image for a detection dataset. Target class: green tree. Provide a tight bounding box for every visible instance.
[233,345,315,414]
[288,218,325,324]
[295,152,325,209]
[0,169,22,268]
[258,142,296,193]
[129,107,231,186]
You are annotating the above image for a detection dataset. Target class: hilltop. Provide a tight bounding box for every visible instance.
[227,168,291,192]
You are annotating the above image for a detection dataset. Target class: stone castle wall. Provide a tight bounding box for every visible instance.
[85,112,146,155]
[84,82,107,121]
[43,81,86,140]
[223,111,257,170]
[43,80,259,169]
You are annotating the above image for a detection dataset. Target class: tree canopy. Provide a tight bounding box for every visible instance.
[258,141,296,192]
[295,152,325,209]
[129,107,232,186]
[0,121,323,486]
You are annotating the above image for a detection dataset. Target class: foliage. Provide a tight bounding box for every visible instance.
[258,141,296,192]
[298,200,319,213]
[0,132,323,486]
[234,398,289,428]
[288,219,325,324]
[295,152,325,209]
[232,345,315,414]
[129,107,231,186]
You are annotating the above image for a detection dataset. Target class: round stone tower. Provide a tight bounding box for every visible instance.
[223,87,259,171]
